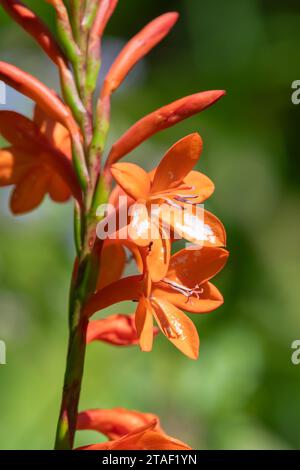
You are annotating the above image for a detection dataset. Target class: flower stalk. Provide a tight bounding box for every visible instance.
[51,2,110,450]
[0,0,228,451]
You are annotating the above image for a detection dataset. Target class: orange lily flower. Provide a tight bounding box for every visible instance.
[77,408,162,440]
[87,314,159,346]
[111,133,225,282]
[0,105,81,213]
[78,419,191,450]
[85,246,229,359]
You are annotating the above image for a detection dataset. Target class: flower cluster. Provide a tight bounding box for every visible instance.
[0,0,228,450]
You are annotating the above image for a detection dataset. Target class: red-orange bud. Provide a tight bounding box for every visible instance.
[0,61,77,133]
[107,90,226,165]
[92,0,118,38]
[0,0,66,66]
[102,12,179,97]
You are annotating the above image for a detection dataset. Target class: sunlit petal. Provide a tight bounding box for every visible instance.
[111,162,151,201]
[153,281,224,313]
[135,297,154,352]
[151,133,202,193]
[167,246,229,287]
[152,296,199,359]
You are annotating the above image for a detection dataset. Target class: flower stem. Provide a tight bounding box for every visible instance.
[54,312,87,449]
[54,2,110,449]
[54,256,90,450]
[54,211,107,450]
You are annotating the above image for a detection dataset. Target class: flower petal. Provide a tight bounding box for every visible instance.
[167,246,229,287]
[125,240,144,273]
[0,110,41,150]
[0,147,33,185]
[97,241,126,290]
[10,165,49,214]
[107,90,225,164]
[152,296,199,359]
[135,297,154,352]
[146,225,171,282]
[0,109,80,203]
[151,133,202,194]
[34,105,71,156]
[161,205,226,247]
[180,170,215,203]
[111,162,151,201]
[84,275,142,317]
[128,203,152,247]
[153,281,224,313]
[77,408,162,440]
[78,420,191,450]
[109,183,134,209]
[48,172,71,202]
[87,314,139,346]
[102,13,178,96]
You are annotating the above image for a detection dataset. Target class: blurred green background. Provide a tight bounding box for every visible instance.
[1,0,300,450]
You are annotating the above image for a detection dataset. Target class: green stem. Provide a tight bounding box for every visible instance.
[54,307,88,450]
[54,205,107,450]
[54,0,110,450]
[54,254,91,450]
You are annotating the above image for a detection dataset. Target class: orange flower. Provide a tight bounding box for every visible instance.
[77,417,191,450]
[111,133,225,282]
[87,314,159,346]
[0,105,81,213]
[77,408,163,440]
[85,246,229,359]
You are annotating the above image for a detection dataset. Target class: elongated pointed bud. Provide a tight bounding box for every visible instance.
[0,0,67,66]
[0,61,76,131]
[107,90,226,165]
[102,12,179,97]
[85,0,118,96]
[92,0,118,38]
